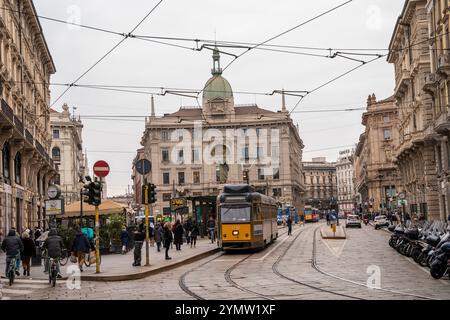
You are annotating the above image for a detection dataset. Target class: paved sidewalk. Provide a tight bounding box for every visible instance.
[0,238,219,282]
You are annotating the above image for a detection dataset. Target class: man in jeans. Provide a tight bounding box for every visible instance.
[43,229,64,278]
[132,220,145,266]
[1,229,23,277]
[206,216,216,243]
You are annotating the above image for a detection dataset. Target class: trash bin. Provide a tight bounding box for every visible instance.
[32,246,42,266]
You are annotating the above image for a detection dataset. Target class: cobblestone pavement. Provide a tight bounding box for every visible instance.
[1,223,448,300]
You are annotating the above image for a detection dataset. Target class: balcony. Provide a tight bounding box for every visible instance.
[436,53,450,75]
[394,69,411,98]
[423,73,438,92]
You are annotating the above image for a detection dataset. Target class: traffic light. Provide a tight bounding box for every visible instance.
[82,182,94,205]
[149,183,157,204]
[92,181,102,206]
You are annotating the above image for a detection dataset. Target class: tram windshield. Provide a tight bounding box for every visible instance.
[220,205,251,223]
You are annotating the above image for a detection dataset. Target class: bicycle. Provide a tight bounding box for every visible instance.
[7,256,17,286]
[48,257,59,287]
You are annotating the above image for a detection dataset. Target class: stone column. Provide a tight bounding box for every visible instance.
[9,139,24,231]
[423,143,440,221]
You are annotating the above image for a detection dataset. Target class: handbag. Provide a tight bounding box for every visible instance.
[70,253,77,264]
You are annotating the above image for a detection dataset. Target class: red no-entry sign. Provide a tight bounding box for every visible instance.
[93,160,110,178]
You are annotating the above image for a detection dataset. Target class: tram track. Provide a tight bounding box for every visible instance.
[179,228,289,300]
[310,225,439,300]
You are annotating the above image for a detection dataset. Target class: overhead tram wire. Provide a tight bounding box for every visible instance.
[221,0,354,73]
[50,0,164,107]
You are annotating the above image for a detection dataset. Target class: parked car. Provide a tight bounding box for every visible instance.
[345,215,361,228]
[374,215,389,229]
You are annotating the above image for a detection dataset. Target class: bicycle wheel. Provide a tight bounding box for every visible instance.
[51,269,57,287]
[60,252,69,266]
[8,269,14,286]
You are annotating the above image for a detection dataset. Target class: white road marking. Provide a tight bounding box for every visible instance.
[322,238,347,258]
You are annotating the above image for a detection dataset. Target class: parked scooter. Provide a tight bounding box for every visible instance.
[430,242,450,279]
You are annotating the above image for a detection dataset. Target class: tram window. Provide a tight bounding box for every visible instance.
[221,206,251,223]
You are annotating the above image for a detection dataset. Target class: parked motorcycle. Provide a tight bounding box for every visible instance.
[430,242,450,279]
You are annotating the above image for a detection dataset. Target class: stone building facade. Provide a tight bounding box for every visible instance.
[136,48,306,220]
[336,149,356,214]
[388,0,443,220]
[302,157,337,213]
[0,0,57,238]
[50,104,86,204]
[355,95,401,215]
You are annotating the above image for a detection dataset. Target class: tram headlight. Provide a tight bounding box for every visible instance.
[232,230,239,236]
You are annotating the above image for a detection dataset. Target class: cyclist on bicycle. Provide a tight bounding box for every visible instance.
[43,229,64,279]
[1,229,23,277]
[206,216,216,243]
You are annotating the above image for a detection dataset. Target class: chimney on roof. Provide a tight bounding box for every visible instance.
[367,93,377,107]
[281,89,287,112]
[150,95,155,117]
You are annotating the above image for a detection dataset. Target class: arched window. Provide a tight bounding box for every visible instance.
[14,152,21,185]
[2,142,11,183]
[52,147,61,162]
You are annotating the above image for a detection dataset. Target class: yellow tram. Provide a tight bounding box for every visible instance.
[217,184,278,251]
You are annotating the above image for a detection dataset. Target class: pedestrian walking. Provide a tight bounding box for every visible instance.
[149,222,155,247]
[20,231,36,277]
[326,212,330,226]
[173,220,184,251]
[71,229,91,272]
[132,220,145,266]
[1,229,24,277]
[183,220,190,245]
[190,222,199,248]
[155,223,164,252]
[34,228,42,245]
[120,226,129,254]
[287,216,293,236]
[206,216,216,243]
[163,222,173,260]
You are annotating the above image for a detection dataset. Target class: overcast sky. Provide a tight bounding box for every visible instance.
[35,0,405,196]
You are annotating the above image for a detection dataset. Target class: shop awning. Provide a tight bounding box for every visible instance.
[60,199,127,218]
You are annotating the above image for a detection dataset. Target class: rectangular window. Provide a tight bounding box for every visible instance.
[257,147,263,160]
[383,129,391,140]
[242,146,249,160]
[162,149,169,162]
[193,171,200,184]
[243,170,249,184]
[258,168,265,181]
[52,129,59,139]
[161,131,169,141]
[273,188,282,197]
[192,148,200,163]
[178,172,185,185]
[273,167,280,180]
[163,172,170,185]
[162,193,171,202]
[383,115,390,123]
[177,149,184,162]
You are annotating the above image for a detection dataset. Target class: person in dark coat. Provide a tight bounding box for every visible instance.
[1,229,24,276]
[132,221,145,266]
[173,220,184,251]
[71,230,91,272]
[154,223,164,252]
[287,216,293,236]
[21,231,36,277]
[43,229,64,278]
[163,222,173,260]
[190,222,200,248]
[120,226,130,254]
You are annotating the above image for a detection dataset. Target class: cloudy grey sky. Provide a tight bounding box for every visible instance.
[35,0,405,196]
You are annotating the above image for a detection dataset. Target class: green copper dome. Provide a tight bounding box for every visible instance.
[203,75,233,100]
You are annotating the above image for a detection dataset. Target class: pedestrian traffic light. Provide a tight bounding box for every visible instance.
[92,181,102,206]
[149,183,157,204]
[82,182,94,205]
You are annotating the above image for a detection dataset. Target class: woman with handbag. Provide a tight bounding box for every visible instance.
[71,229,91,272]
[21,231,36,277]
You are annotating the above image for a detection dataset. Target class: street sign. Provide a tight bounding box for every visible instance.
[45,199,64,215]
[398,199,408,206]
[398,192,406,200]
[170,198,187,211]
[136,159,151,175]
[93,160,110,178]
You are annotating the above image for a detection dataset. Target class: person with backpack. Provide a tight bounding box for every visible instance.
[1,229,24,277]
[71,229,91,272]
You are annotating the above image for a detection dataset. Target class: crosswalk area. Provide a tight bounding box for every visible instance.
[0,277,51,300]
